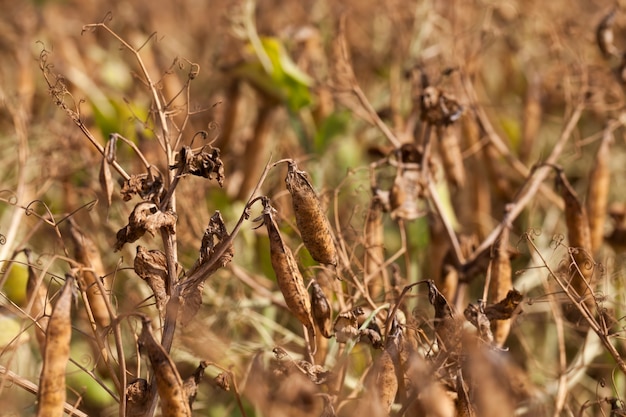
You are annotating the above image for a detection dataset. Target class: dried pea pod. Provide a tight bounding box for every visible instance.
[556,169,594,301]
[139,318,191,417]
[436,124,465,189]
[310,281,332,338]
[487,226,512,347]
[285,161,338,266]
[587,128,612,254]
[261,197,316,346]
[36,274,74,417]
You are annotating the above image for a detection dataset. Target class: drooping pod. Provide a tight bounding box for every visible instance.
[310,280,332,338]
[139,318,191,417]
[36,274,74,417]
[260,197,316,347]
[587,128,612,254]
[487,225,513,347]
[285,161,338,266]
[435,124,465,189]
[556,169,594,302]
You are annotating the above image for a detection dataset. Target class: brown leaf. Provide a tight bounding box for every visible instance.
[170,146,225,187]
[134,246,169,315]
[463,302,494,345]
[125,378,150,416]
[114,202,177,251]
[183,360,208,410]
[483,289,524,321]
[426,280,459,351]
[120,173,164,202]
[333,307,363,344]
[597,9,618,58]
[420,86,463,126]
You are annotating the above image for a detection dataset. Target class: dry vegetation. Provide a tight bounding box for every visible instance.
[3,0,626,416]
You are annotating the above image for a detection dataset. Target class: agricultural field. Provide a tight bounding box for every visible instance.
[2,0,626,416]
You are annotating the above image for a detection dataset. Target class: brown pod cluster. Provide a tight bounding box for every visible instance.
[260,197,316,345]
[139,318,192,417]
[36,274,73,417]
[285,161,338,266]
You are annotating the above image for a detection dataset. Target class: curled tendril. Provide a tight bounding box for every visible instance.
[0,234,5,245]
[188,62,200,80]
[24,200,56,226]
[190,130,209,148]
[550,234,565,249]
[0,189,18,205]
[57,199,98,226]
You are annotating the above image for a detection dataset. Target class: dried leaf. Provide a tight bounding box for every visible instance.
[483,289,523,321]
[597,9,618,58]
[420,86,463,126]
[120,173,164,202]
[464,302,494,345]
[134,246,169,315]
[67,219,111,327]
[170,146,225,187]
[114,202,177,251]
[181,211,234,324]
[260,198,315,345]
[311,281,332,338]
[126,378,150,416]
[99,153,113,208]
[139,318,191,417]
[36,274,73,417]
[390,144,425,221]
[426,280,459,351]
[214,373,230,391]
[333,307,363,344]
[183,361,208,410]
[285,161,337,266]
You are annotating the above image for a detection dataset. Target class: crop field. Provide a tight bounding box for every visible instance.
[2,0,626,416]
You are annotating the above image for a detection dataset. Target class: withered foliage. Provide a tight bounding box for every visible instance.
[134,246,170,315]
[114,202,177,251]
[170,146,225,187]
[120,173,164,202]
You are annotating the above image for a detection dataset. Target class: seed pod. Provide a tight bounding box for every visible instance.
[285,161,337,266]
[436,124,465,189]
[36,274,73,417]
[519,74,542,164]
[372,349,398,413]
[556,170,594,301]
[310,281,332,338]
[487,226,512,347]
[261,198,316,345]
[426,280,459,352]
[68,219,110,327]
[587,128,612,254]
[364,196,387,299]
[139,318,191,417]
[25,249,50,354]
